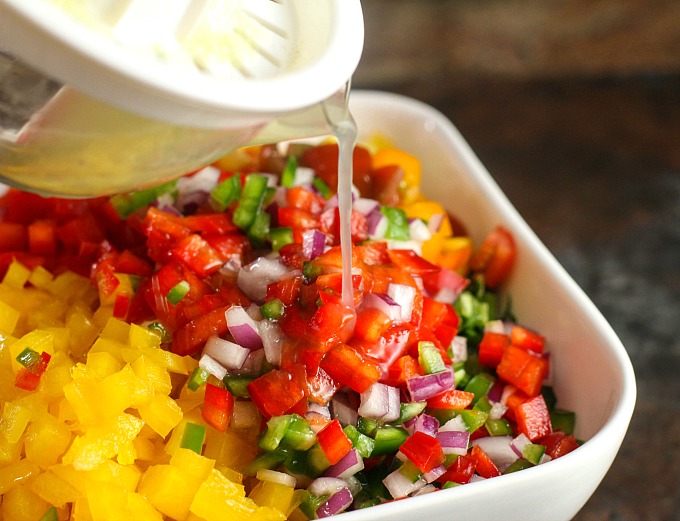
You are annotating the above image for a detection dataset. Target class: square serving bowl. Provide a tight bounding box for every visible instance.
[344,91,636,520]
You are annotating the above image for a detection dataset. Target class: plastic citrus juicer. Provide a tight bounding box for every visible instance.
[0,0,364,196]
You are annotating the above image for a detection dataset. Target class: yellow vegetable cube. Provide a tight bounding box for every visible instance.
[86,459,141,492]
[87,337,127,365]
[203,428,258,472]
[71,498,95,521]
[0,400,32,444]
[69,314,104,360]
[86,351,122,379]
[138,394,183,438]
[0,429,22,466]
[99,317,130,344]
[0,299,20,335]
[132,435,156,462]
[129,323,161,349]
[132,355,172,395]
[28,265,54,289]
[44,327,71,354]
[126,491,164,521]
[250,506,287,521]
[0,484,51,521]
[249,480,295,515]
[138,464,198,521]
[189,469,256,521]
[64,378,100,426]
[47,271,94,303]
[26,468,81,507]
[3,259,31,289]
[170,448,215,482]
[0,458,40,495]
[24,412,72,468]
[138,346,190,375]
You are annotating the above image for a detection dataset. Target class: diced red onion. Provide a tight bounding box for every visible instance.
[427,213,444,233]
[413,413,439,437]
[382,468,426,499]
[353,198,380,216]
[488,401,508,421]
[203,335,249,370]
[422,465,446,484]
[237,257,291,302]
[437,430,470,455]
[302,229,327,260]
[406,369,454,402]
[358,383,400,423]
[198,353,227,381]
[175,189,209,215]
[366,209,388,239]
[439,415,467,432]
[178,165,220,194]
[246,303,264,321]
[387,283,416,322]
[500,384,518,406]
[469,475,486,483]
[471,436,517,471]
[409,218,432,242]
[413,484,438,496]
[293,167,315,187]
[308,477,348,497]
[487,380,504,403]
[257,469,297,488]
[450,336,468,363]
[226,306,262,349]
[324,448,365,479]
[484,319,506,334]
[431,268,469,303]
[259,320,283,366]
[306,403,331,429]
[360,293,402,322]
[510,433,532,458]
[316,486,353,518]
[331,393,358,427]
[238,348,265,375]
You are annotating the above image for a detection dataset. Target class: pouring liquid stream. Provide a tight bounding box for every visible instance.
[322,85,357,311]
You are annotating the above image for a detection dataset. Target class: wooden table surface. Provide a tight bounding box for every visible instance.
[356,2,680,519]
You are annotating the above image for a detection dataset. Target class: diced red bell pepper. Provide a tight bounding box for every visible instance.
[114,249,153,277]
[470,445,501,478]
[171,234,224,278]
[286,186,326,214]
[318,208,368,245]
[355,241,390,266]
[308,294,356,349]
[421,297,460,348]
[300,143,373,192]
[247,367,307,418]
[478,331,510,368]
[385,354,422,387]
[203,233,250,264]
[426,389,475,410]
[496,344,549,397]
[27,220,57,255]
[400,431,444,473]
[0,222,27,251]
[387,249,439,276]
[278,207,320,241]
[56,212,106,252]
[316,418,353,465]
[267,276,303,306]
[538,431,579,460]
[353,307,393,344]
[113,293,130,319]
[510,325,545,354]
[355,323,414,376]
[171,305,230,356]
[182,213,237,234]
[202,383,234,432]
[320,344,381,394]
[437,454,477,485]
[469,225,516,288]
[14,351,51,391]
[515,394,552,442]
[278,243,307,270]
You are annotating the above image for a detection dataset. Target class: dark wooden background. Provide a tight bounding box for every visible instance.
[355,2,680,519]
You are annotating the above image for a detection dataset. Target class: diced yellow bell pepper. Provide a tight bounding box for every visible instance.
[0,484,51,521]
[63,378,100,426]
[139,464,198,521]
[86,459,141,492]
[0,299,20,335]
[189,469,257,521]
[0,400,33,444]
[203,427,259,472]
[28,265,54,289]
[71,497,95,521]
[86,351,122,380]
[117,439,138,466]
[26,468,82,508]
[44,327,71,354]
[24,412,72,468]
[137,346,190,375]
[249,480,295,515]
[3,259,31,289]
[126,491,164,521]
[129,323,161,349]
[170,448,215,482]
[100,317,131,344]
[68,313,103,361]
[47,271,95,303]
[0,458,41,495]
[372,147,422,205]
[132,435,156,462]
[0,428,22,466]
[85,480,131,521]
[137,393,183,438]
[87,337,127,365]
[132,355,172,396]
[250,506,287,521]
[62,413,144,471]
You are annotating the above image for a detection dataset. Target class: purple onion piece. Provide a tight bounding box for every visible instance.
[360,293,402,322]
[302,229,327,260]
[203,336,249,370]
[358,383,400,422]
[367,209,388,238]
[308,477,347,497]
[198,353,227,381]
[387,283,416,322]
[406,370,454,401]
[354,197,380,216]
[431,268,469,303]
[316,487,353,518]
[331,393,359,427]
[226,306,262,349]
[437,430,470,455]
[413,413,439,437]
[422,465,447,484]
[236,257,290,302]
[471,436,517,471]
[324,448,364,479]
[382,468,426,499]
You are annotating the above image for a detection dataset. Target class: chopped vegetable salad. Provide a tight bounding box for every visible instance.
[0,140,578,521]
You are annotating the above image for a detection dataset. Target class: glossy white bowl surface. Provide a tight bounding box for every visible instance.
[343,91,636,521]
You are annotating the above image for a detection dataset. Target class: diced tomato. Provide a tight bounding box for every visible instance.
[320,343,381,394]
[470,225,516,288]
[115,249,153,277]
[355,241,390,266]
[203,233,250,264]
[538,431,579,460]
[319,208,368,245]
[426,389,475,410]
[316,419,353,465]
[56,212,106,252]
[386,249,439,276]
[266,276,303,306]
[496,344,549,397]
[356,323,414,376]
[286,186,326,214]
[510,325,545,354]
[278,207,320,238]
[368,164,403,206]
[515,394,552,442]
[400,431,444,473]
[478,331,510,368]
[247,367,307,418]
[301,143,372,192]
[470,445,501,478]
[437,454,477,485]
[278,243,307,270]
[27,220,57,255]
[171,305,230,356]
[182,213,237,234]
[142,207,191,262]
[202,383,234,432]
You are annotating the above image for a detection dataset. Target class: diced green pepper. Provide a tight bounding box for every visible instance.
[233,174,269,230]
[259,415,293,452]
[371,426,408,457]
[282,415,316,451]
[299,492,330,520]
[380,206,410,241]
[281,156,298,188]
[398,401,427,423]
[269,227,294,252]
[38,507,59,521]
[243,450,288,476]
[418,341,446,374]
[464,373,495,404]
[166,280,190,305]
[485,418,513,436]
[15,347,40,370]
[302,261,322,282]
[522,443,546,465]
[222,375,254,398]
[312,177,332,199]
[210,175,241,210]
[473,396,492,413]
[180,422,206,454]
[503,457,534,474]
[247,211,271,248]
[187,367,209,391]
[261,298,285,321]
[109,180,176,218]
[357,417,379,438]
[550,409,576,435]
[344,425,376,459]
[148,321,171,343]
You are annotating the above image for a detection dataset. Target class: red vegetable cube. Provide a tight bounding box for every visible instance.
[399,431,444,473]
[316,419,353,465]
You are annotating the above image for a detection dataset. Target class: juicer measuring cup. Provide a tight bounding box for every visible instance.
[0,0,364,197]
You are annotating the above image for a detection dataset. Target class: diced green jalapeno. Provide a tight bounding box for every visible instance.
[180,422,206,454]
[380,206,410,241]
[261,298,285,321]
[269,227,293,252]
[187,367,209,391]
[233,174,269,230]
[210,175,241,210]
[418,341,446,374]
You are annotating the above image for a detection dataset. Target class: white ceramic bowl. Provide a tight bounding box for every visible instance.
[344,91,636,521]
